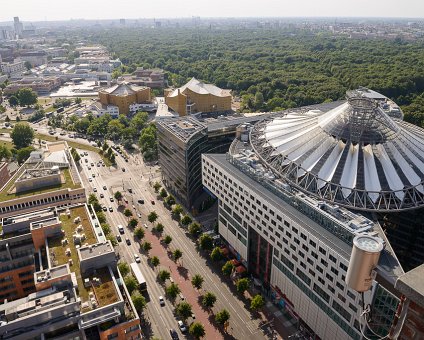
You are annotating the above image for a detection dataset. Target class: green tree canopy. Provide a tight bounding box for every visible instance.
[129,218,139,229]
[148,211,158,223]
[16,146,35,164]
[134,226,145,239]
[175,302,193,322]
[165,282,181,299]
[250,294,265,311]
[118,262,130,277]
[158,269,170,282]
[189,222,202,237]
[11,122,34,149]
[180,214,192,227]
[199,233,214,251]
[202,292,217,309]
[0,145,12,160]
[142,241,152,253]
[150,256,160,268]
[222,261,235,276]
[131,291,147,311]
[173,249,183,262]
[236,278,250,295]
[210,247,223,262]
[215,309,230,325]
[191,274,204,290]
[163,235,172,245]
[189,322,205,339]
[114,191,123,202]
[124,275,137,294]
[17,88,37,106]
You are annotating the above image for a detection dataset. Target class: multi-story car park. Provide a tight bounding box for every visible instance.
[201,88,424,339]
[0,204,141,340]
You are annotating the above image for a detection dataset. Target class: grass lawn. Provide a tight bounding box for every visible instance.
[50,206,98,305]
[0,168,80,201]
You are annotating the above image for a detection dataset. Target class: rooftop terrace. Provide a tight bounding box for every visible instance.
[0,166,80,201]
[48,206,118,311]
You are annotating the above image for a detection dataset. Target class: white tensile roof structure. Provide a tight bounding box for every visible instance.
[250,89,424,211]
[167,77,231,98]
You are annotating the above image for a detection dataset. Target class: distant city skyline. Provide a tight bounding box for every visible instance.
[1,0,423,22]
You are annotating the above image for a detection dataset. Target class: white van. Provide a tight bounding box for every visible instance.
[117,225,124,234]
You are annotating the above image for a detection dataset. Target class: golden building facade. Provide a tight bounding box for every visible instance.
[165,78,231,116]
[99,82,151,115]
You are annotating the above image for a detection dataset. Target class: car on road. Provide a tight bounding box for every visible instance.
[137,213,142,218]
[143,223,148,229]
[123,197,128,203]
[109,206,113,212]
[103,185,107,190]
[159,296,165,306]
[102,206,107,212]
[118,225,124,234]
[85,159,88,163]
[137,199,144,204]
[179,293,185,301]
[151,200,155,205]
[93,188,97,192]
[88,166,91,170]
[84,152,88,156]
[110,197,114,202]
[100,193,104,198]
[132,205,136,210]
[89,178,92,182]
[169,329,179,340]
[122,168,126,172]
[116,234,122,242]
[128,188,132,193]
[125,237,131,245]
[134,254,141,263]
[60,131,66,136]
[97,163,100,167]
[91,163,94,166]
[178,320,187,333]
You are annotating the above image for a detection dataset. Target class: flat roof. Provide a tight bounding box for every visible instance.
[158,117,206,143]
[395,263,424,307]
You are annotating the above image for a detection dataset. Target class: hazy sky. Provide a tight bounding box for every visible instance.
[1,0,423,22]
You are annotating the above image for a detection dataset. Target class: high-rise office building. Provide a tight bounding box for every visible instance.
[202,88,423,339]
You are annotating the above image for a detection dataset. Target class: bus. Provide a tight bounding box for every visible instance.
[130,262,147,292]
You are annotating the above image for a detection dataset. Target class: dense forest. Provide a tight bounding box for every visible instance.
[88,27,424,125]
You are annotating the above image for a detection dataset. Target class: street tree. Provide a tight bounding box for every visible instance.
[134,227,145,240]
[155,223,164,234]
[158,269,170,282]
[159,188,168,198]
[189,322,205,339]
[173,249,183,263]
[210,247,223,262]
[180,214,192,227]
[236,278,250,295]
[124,275,137,294]
[165,282,180,299]
[124,208,133,219]
[215,309,230,326]
[131,291,147,312]
[106,234,118,247]
[150,256,160,268]
[202,292,217,309]
[191,274,204,290]
[11,122,34,149]
[148,211,158,224]
[171,204,183,219]
[153,181,161,193]
[142,241,152,253]
[163,235,172,245]
[222,261,235,276]
[250,295,265,311]
[114,191,123,203]
[175,302,193,322]
[165,194,176,206]
[199,234,214,251]
[189,222,202,238]
[118,262,130,277]
[128,218,139,229]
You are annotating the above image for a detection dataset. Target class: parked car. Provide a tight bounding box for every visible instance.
[134,254,140,263]
[109,207,113,212]
[178,320,187,333]
[126,237,131,245]
[118,225,124,234]
[103,185,107,190]
[138,199,144,204]
[159,296,165,306]
[116,234,122,242]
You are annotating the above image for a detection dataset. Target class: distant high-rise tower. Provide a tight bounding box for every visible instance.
[13,16,23,38]
[119,18,126,25]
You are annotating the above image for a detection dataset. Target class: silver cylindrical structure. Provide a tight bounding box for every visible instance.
[345,235,383,292]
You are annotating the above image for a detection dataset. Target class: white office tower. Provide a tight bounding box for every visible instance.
[201,89,419,339]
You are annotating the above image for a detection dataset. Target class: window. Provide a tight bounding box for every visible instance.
[331,267,339,276]
[296,268,311,285]
[300,233,307,240]
[319,246,326,255]
[329,254,337,263]
[332,300,351,322]
[307,258,314,265]
[325,273,333,282]
[309,239,316,247]
[321,259,328,267]
[327,284,335,294]
[316,265,323,274]
[309,269,315,277]
[318,277,325,284]
[347,290,356,300]
[284,221,290,228]
[336,281,344,290]
[292,226,298,234]
[340,263,348,272]
[338,293,346,303]
[313,283,330,302]
[349,303,358,313]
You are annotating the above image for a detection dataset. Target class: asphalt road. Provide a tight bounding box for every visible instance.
[78,147,268,340]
